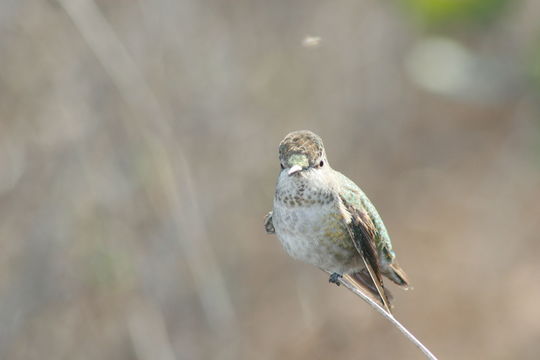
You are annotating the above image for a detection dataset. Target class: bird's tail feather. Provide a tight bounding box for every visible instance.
[387,262,411,290]
[346,270,394,313]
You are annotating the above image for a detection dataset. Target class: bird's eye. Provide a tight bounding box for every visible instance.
[280,163,285,169]
[319,160,324,167]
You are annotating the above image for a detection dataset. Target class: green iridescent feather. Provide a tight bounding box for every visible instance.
[334,171,396,265]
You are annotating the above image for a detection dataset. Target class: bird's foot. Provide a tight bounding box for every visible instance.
[264,212,275,234]
[328,273,343,286]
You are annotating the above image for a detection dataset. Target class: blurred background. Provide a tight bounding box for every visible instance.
[1,0,540,359]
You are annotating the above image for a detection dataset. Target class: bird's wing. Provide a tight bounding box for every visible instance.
[350,178,410,289]
[339,194,393,314]
[335,171,409,285]
[337,175,393,314]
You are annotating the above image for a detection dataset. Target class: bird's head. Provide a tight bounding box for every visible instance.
[278,130,329,176]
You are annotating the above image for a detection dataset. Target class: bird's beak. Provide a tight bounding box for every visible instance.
[288,164,303,176]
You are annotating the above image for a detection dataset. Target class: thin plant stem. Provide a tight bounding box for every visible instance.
[326,271,438,360]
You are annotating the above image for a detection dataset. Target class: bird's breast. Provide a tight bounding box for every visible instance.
[272,187,358,273]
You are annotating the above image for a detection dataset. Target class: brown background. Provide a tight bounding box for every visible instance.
[1,0,539,359]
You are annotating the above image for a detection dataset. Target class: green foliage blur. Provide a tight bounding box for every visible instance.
[399,0,512,29]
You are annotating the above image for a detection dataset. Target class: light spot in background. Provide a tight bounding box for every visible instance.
[405,37,473,96]
[302,36,322,48]
[405,36,520,103]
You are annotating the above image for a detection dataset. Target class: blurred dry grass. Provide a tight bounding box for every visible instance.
[1,0,540,359]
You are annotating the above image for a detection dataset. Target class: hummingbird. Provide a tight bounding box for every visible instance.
[264,130,409,313]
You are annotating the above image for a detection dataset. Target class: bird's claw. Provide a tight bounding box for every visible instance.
[328,273,342,286]
[264,212,275,234]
